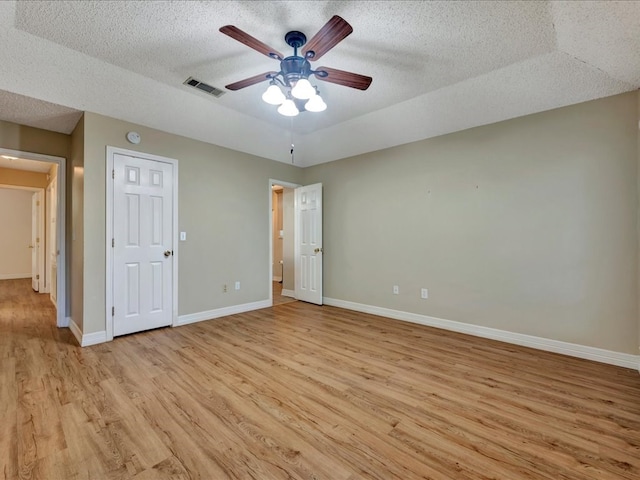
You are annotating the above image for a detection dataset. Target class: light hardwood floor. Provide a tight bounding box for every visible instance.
[2,278,640,479]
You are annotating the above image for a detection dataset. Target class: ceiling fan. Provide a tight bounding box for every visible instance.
[219,16,372,116]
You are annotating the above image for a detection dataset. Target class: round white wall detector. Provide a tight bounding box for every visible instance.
[126,131,141,144]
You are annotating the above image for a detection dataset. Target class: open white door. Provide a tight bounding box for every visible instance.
[112,153,174,336]
[294,183,323,305]
[30,191,44,292]
[47,178,58,304]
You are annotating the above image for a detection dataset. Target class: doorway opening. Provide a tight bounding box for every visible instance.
[269,179,298,306]
[0,147,67,328]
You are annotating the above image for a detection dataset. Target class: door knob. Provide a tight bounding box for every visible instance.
[314,247,323,253]
[164,250,172,257]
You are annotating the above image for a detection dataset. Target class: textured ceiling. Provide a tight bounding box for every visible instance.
[0,90,82,134]
[0,1,638,167]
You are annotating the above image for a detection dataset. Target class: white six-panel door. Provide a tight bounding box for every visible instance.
[47,178,58,303]
[294,183,323,305]
[113,153,174,336]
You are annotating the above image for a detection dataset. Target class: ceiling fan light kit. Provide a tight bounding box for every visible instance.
[277,98,300,117]
[290,78,315,100]
[305,91,327,112]
[262,83,286,105]
[220,16,371,117]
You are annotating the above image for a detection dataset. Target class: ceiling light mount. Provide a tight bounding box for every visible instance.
[284,31,307,52]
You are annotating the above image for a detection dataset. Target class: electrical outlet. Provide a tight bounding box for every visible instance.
[235,281,240,290]
[223,284,228,293]
[421,288,428,299]
[393,285,399,295]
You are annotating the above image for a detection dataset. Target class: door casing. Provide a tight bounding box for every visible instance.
[106,146,179,341]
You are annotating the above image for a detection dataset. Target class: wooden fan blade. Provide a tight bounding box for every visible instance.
[314,67,372,91]
[225,71,278,91]
[302,16,353,61]
[220,25,284,60]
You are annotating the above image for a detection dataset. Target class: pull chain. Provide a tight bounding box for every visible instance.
[290,117,295,164]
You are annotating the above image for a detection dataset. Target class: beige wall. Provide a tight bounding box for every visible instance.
[282,187,295,291]
[2,93,638,357]
[0,120,72,319]
[80,112,302,334]
[0,119,70,159]
[71,116,84,330]
[304,91,639,355]
[0,188,32,278]
[0,167,48,188]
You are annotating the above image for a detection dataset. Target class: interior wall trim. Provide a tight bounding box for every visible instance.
[68,317,82,346]
[81,330,108,347]
[323,297,640,371]
[0,273,31,280]
[281,289,295,298]
[69,316,107,347]
[177,299,272,327]
[68,300,271,347]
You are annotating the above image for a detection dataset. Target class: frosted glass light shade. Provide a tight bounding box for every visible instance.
[291,78,315,99]
[277,98,299,116]
[262,84,286,105]
[305,94,327,112]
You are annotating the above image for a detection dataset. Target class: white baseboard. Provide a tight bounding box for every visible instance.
[68,300,272,346]
[0,273,31,280]
[68,317,82,346]
[177,299,272,327]
[272,276,282,282]
[281,289,295,298]
[68,317,107,347]
[323,297,640,370]
[82,330,108,347]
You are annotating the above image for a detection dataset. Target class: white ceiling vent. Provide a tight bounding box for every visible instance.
[183,77,226,98]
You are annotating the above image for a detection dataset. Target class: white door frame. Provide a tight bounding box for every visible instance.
[106,146,179,341]
[0,147,67,327]
[268,179,300,305]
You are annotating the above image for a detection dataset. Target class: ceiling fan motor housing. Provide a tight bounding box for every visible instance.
[281,56,312,86]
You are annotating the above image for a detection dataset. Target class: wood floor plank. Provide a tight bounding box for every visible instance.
[2,278,640,479]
